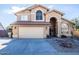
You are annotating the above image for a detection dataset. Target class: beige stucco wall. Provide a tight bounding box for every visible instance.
[46,11,62,22]
[16,7,48,22]
[30,7,47,21]
[13,5,73,38]
[16,10,31,21]
[15,9,63,37]
[46,11,62,37]
[12,25,18,38]
[12,25,49,38]
[61,19,73,36]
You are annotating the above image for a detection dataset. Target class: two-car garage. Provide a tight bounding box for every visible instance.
[19,27,45,38]
[12,21,50,38]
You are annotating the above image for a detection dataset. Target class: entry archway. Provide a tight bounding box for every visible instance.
[49,17,57,37]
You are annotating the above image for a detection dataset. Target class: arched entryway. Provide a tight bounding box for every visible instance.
[49,17,57,37]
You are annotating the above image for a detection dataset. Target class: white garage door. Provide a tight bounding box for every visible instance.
[19,27,44,38]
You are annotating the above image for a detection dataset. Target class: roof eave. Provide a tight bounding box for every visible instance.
[10,21,50,25]
[15,9,30,15]
[61,18,75,25]
[46,9,64,16]
[15,4,49,15]
[54,10,64,16]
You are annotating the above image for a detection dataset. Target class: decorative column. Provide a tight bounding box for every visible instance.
[16,15,20,39]
[57,18,61,37]
[29,10,31,21]
[44,13,46,22]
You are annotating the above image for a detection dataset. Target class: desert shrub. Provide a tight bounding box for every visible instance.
[73,31,79,38]
[60,42,73,48]
[61,35,67,38]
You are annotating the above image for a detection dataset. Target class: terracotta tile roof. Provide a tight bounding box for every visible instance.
[11,21,50,25]
[0,30,8,37]
[15,4,49,14]
[27,4,49,10]
[0,23,8,37]
[61,18,75,24]
[46,9,64,16]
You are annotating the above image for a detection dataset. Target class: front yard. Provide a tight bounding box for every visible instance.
[0,38,79,55]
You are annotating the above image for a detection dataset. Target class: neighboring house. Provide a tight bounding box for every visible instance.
[11,4,74,38]
[0,23,8,37]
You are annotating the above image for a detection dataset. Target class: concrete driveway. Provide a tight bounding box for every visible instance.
[0,38,57,55]
[0,38,79,55]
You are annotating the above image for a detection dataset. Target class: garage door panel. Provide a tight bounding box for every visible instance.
[19,27,44,38]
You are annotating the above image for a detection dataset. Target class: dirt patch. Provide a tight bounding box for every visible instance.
[73,31,79,38]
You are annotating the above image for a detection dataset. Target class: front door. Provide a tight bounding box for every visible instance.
[49,17,57,37]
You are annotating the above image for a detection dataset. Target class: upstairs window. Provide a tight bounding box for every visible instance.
[36,10,43,20]
[21,15,28,21]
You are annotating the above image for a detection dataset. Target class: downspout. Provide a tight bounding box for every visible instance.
[18,23,19,39]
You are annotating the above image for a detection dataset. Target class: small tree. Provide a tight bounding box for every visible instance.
[72,17,79,30]
[6,25,13,38]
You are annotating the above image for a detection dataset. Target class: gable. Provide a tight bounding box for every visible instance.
[15,5,49,15]
[27,4,49,11]
[15,10,30,15]
[46,10,62,20]
[31,6,48,14]
[46,9,64,16]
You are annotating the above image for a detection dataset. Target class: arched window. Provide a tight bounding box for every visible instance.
[61,23,69,34]
[36,10,42,20]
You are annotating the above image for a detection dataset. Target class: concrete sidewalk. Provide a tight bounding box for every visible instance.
[0,39,11,50]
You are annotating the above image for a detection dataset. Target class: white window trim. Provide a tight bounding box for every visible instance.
[21,15,28,21]
[61,23,69,34]
[34,10,44,21]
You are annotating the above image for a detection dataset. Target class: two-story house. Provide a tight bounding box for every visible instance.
[11,4,74,38]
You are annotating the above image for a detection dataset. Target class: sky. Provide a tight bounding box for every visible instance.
[0,4,79,28]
